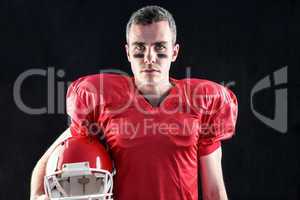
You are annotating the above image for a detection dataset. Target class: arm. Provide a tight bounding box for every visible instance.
[30,128,72,200]
[199,146,228,200]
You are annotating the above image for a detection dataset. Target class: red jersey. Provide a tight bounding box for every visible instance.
[66,73,238,200]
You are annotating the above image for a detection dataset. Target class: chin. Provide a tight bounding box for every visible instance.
[141,75,161,86]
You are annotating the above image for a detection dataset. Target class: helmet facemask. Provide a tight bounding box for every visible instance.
[45,162,113,200]
[44,136,114,200]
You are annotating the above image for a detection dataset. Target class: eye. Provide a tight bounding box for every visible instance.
[134,45,145,51]
[155,44,166,51]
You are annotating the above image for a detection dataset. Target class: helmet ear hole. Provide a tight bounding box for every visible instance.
[44,136,114,199]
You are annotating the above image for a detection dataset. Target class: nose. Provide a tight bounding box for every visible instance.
[144,47,156,64]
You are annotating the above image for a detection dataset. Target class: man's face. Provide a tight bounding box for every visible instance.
[126,21,179,86]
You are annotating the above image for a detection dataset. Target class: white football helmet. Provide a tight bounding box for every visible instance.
[44,136,114,200]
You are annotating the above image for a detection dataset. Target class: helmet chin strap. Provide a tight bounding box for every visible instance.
[106,173,113,194]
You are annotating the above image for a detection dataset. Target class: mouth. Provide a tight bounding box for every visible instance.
[141,69,160,73]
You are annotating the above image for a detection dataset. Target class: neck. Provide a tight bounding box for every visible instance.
[134,77,173,104]
[135,78,172,94]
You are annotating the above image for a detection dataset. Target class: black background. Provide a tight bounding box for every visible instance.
[1,0,299,199]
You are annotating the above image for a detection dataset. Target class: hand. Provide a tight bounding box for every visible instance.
[31,194,49,200]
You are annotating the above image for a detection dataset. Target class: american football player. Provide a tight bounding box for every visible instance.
[31,5,238,200]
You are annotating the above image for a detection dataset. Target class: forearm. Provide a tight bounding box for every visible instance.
[200,147,228,200]
[30,157,48,199]
[202,188,228,200]
[30,128,72,200]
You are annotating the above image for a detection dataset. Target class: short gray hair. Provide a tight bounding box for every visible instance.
[126,5,177,44]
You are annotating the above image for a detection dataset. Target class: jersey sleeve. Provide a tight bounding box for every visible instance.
[66,77,101,137]
[197,86,238,156]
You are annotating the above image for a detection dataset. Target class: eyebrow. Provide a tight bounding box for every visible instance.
[154,41,168,45]
[131,41,168,46]
[131,42,145,46]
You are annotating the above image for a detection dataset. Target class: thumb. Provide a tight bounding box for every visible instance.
[37,194,49,200]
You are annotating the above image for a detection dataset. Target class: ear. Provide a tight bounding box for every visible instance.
[125,44,131,62]
[171,44,180,62]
